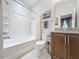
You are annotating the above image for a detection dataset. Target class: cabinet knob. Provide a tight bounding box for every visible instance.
[65,35,66,45]
[68,35,70,45]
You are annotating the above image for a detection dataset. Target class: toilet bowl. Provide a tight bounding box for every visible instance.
[35,33,48,56]
[36,40,46,56]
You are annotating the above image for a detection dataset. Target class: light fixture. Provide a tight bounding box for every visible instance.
[51,0,62,6]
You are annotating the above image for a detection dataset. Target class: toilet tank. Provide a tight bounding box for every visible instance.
[42,33,48,42]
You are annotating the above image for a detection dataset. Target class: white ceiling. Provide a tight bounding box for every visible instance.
[20,0,39,6]
[33,0,67,14]
[20,0,63,6]
[19,0,63,14]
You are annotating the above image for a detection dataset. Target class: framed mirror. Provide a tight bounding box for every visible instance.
[60,14,72,29]
[54,0,76,30]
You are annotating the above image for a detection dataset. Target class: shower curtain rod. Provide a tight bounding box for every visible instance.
[12,0,37,14]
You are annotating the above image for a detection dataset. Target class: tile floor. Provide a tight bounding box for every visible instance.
[20,49,51,59]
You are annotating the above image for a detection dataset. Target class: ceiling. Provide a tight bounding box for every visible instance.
[19,0,63,6]
[18,0,63,14]
[19,0,39,6]
[32,0,62,14]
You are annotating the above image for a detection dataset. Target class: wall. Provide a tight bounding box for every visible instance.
[77,0,79,28]
[32,13,41,40]
[55,0,76,28]
[32,0,56,41]
[40,9,55,41]
[0,0,3,59]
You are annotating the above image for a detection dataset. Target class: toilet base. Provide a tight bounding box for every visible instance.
[36,46,46,57]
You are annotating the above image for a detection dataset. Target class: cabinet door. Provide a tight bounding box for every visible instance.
[69,34,79,59]
[52,33,67,59]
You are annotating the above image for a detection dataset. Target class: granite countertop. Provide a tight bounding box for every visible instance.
[53,28,79,34]
[54,31,79,34]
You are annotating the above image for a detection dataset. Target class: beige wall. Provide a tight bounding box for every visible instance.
[35,14,41,40]
[32,13,41,40]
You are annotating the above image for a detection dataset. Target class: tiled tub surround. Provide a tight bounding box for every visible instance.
[2,0,33,39]
[3,0,36,58]
[3,37,36,59]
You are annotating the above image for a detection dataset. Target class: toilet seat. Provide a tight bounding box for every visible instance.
[36,41,46,46]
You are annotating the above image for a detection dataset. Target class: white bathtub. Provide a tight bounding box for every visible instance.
[3,36,36,59]
[4,36,35,49]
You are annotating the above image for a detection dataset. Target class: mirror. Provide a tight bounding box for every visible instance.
[54,0,77,30]
[61,14,72,29]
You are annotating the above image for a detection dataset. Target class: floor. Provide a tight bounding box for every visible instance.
[20,49,51,59]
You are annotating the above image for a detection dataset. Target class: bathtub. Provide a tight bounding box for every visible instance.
[4,36,35,49]
[3,36,36,59]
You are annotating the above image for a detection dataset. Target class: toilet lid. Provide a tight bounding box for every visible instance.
[36,41,46,46]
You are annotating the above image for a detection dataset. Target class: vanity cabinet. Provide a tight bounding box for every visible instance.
[51,32,79,59]
[69,34,79,59]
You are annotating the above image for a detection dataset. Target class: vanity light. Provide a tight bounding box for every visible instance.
[51,0,62,6]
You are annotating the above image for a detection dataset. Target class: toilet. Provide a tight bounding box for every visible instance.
[36,40,46,56]
[36,33,47,56]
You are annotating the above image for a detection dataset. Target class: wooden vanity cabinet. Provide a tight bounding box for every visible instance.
[51,33,67,59]
[51,32,79,59]
[69,34,79,59]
